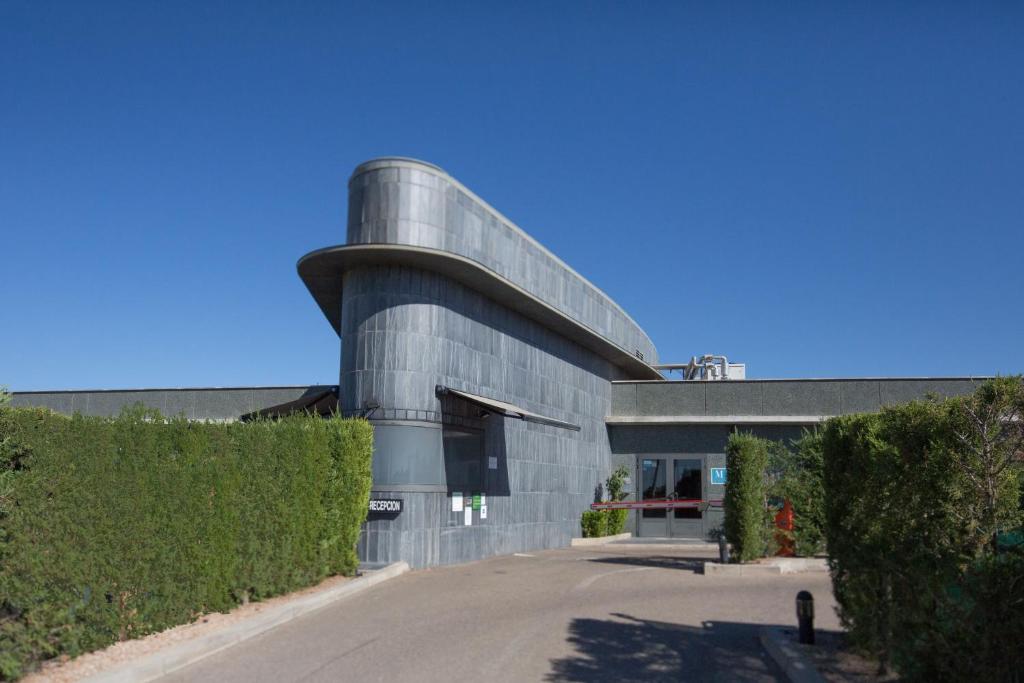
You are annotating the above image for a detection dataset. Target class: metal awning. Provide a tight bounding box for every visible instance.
[435,385,581,431]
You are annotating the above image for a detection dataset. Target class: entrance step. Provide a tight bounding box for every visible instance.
[570,532,632,547]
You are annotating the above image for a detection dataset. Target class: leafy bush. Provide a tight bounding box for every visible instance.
[0,406,373,680]
[605,465,629,502]
[822,377,1024,677]
[770,431,826,557]
[724,433,771,562]
[580,510,607,538]
[581,466,632,538]
[604,466,630,535]
[606,509,629,535]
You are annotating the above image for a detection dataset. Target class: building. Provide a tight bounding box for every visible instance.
[12,158,987,568]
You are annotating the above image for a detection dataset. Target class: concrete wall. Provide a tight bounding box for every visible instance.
[610,378,986,418]
[10,386,332,421]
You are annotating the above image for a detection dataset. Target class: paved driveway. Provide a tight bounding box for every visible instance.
[161,544,838,682]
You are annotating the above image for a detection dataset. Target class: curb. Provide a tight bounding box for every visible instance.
[607,541,719,551]
[82,561,410,683]
[759,626,826,683]
[570,532,632,546]
[704,562,783,576]
[703,558,828,576]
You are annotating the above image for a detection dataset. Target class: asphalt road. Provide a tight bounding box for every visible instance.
[161,544,839,683]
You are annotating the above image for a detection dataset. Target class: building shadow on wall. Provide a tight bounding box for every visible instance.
[545,614,781,682]
[485,414,512,497]
[440,392,511,498]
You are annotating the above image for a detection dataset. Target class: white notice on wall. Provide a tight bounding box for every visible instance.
[464,505,473,526]
[452,492,463,512]
[488,456,498,470]
[480,504,488,520]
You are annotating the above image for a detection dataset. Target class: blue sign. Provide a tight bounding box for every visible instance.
[711,467,727,485]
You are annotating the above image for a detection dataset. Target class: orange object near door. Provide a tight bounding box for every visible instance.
[774,499,795,557]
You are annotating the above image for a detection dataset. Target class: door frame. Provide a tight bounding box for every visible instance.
[635,454,709,539]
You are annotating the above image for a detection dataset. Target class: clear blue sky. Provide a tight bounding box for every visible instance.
[2,2,1022,390]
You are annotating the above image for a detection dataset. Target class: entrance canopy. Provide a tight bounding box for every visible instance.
[435,385,581,432]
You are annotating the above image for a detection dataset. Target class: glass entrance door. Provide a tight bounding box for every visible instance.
[638,458,668,537]
[635,455,706,538]
[670,458,703,538]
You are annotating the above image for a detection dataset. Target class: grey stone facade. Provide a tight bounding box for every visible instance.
[299,158,658,568]
[344,158,657,365]
[345,265,627,566]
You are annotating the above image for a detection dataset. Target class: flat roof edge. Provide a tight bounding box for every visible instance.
[12,385,337,395]
[606,415,829,425]
[611,376,995,384]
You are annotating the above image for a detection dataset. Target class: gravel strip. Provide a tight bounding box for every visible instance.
[22,574,350,683]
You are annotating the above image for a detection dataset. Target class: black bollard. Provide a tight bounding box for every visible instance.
[718,535,730,564]
[796,591,815,644]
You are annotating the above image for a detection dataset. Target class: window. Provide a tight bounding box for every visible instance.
[443,426,485,492]
[641,458,667,519]
[673,459,702,519]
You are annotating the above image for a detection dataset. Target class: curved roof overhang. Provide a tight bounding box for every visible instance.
[297,244,662,380]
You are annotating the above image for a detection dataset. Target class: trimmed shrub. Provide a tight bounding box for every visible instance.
[606,508,629,536]
[821,411,900,662]
[0,406,373,680]
[580,510,607,538]
[724,432,771,562]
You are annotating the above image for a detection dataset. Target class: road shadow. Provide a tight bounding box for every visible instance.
[546,613,783,682]
[585,554,707,573]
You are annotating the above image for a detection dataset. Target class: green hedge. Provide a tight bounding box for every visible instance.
[580,509,628,538]
[0,406,373,680]
[904,551,1024,681]
[580,510,608,538]
[606,508,628,535]
[723,433,771,562]
[822,377,1024,678]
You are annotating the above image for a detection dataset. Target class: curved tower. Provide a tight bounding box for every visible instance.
[299,158,658,567]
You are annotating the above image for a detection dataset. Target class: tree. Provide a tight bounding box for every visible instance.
[946,376,1024,553]
[605,465,630,502]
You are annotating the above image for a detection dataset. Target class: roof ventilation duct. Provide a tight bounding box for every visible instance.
[652,355,746,381]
